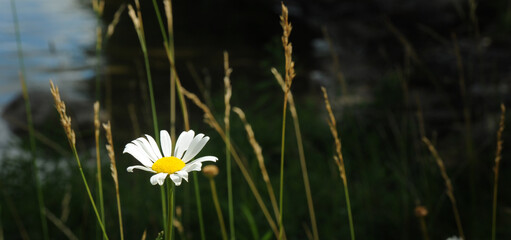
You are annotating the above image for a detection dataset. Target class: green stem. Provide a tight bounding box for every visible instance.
[94,22,105,232]
[278,98,289,240]
[151,0,169,45]
[166,181,174,240]
[343,180,355,240]
[161,186,168,238]
[10,0,49,239]
[71,146,109,240]
[140,43,159,140]
[134,23,165,238]
[209,178,228,240]
[193,173,206,240]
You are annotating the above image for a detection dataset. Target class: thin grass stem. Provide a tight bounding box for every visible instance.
[322,87,355,240]
[278,4,296,239]
[193,173,206,240]
[491,104,506,240]
[421,137,464,239]
[73,147,109,240]
[103,122,125,240]
[166,182,175,240]
[10,0,49,238]
[223,52,235,240]
[128,5,167,237]
[92,15,105,231]
[94,102,106,239]
[208,177,228,240]
[232,107,280,221]
[272,68,319,240]
[50,81,108,240]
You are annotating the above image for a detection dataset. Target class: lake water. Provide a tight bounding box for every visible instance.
[0,0,97,155]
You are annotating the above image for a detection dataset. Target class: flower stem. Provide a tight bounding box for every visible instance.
[161,186,167,237]
[166,181,175,240]
[10,0,49,239]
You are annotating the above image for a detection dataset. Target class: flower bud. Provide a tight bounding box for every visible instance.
[414,206,428,217]
[202,165,219,178]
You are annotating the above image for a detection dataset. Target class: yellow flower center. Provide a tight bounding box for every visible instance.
[152,156,186,174]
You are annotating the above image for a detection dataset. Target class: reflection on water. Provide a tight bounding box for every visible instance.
[0,0,97,154]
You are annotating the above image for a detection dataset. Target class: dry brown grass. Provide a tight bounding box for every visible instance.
[232,107,280,220]
[492,103,506,240]
[321,87,355,239]
[103,121,124,240]
[50,80,76,147]
[421,137,464,239]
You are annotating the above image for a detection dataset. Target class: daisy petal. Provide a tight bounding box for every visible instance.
[182,162,202,172]
[130,140,155,162]
[145,134,163,159]
[127,165,156,173]
[134,137,159,162]
[169,174,183,186]
[176,170,189,182]
[123,143,153,167]
[160,130,172,157]
[184,156,218,167]
[174,130,195,159]
[182,135,209,163]
[150,173,168,185]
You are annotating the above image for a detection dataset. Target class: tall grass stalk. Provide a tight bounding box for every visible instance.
[421,137,464,239]
[128,4,168,237]
[321,87,355,240]
[223,52,235,240]
[232,107,280,220]
[94,102,106,238]
[50,81,109,240]
[272,68,319,240]
[91,0,104,102]
[103,122,125,240]
[91,13,105,228]
[278,4,296,239]
[180,88,280,238]
[491,104,506,240]
[10,0,49,238]
[127,2,159,139]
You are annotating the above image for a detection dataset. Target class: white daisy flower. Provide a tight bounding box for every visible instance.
[123,130,218,186]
